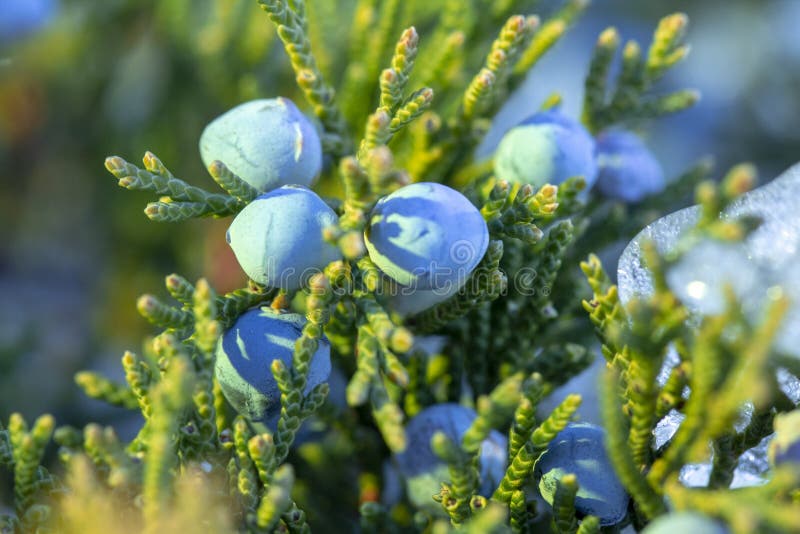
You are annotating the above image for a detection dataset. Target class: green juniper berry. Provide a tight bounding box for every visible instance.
[494,109,598,189]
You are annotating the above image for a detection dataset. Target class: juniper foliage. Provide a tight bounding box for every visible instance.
[2,1,798,533]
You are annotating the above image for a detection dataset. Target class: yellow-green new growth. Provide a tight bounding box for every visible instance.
[493,394,581,502]
[257,0,351,155]
[581,12,697,132]
[105,153,245,222]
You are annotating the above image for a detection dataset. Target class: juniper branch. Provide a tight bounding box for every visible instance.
[256,464,295,530]
[460,15,537,124]
[8,414,55,517]
[552,474,579,534]
[105,154,244,220]
[493,394,581,502]
[347,325,380,407]
[137,294,193,331]
[379,27,419,113]
[233,417,259,513]
[582,27,620,133]
[601,367,666,519]
[508,374,545,461]
[122,351,153,420]
[576,516,600,534]
[207,160,259,203]
[509,489,529,534]
[75,372,139,410]
[165,273,195,307]
[370,378,406,453]
[142,356,195,533]
[257,0,351,155]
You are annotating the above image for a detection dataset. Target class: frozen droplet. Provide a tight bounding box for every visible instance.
[656,346,681,386]
[618,162,800,310]
[732,437,770,488]
[770,263,800,358]
[726,163,800,270]
[655,407,771,488]
[678,463,710,487]
[620,164,800,490]
[675,438,770,489]
[666,240,763,317]
[654,409,684,449]
[619,162,800,359]
[777,368,800,404]
[617,206,699,305]
[734,402,754,433]
[685,281,707,300]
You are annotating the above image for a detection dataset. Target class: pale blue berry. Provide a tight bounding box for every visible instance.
[364,182,489,290]
[394,403,507,513]
[536,422,629,526]
[214,307,331,429]
[494,109,597,189]
[226,185,341,290]
[642,512,728,534]
[199,98,322,192]
[596,130,665,202]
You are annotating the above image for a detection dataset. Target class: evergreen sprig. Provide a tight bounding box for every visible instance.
[493,394,581,503]
[551,474,579,534]
[6,413,56,528]
[257,0,352,155]
[207,160,260,203]
[511,0,589,80]
[432,374,525,523]
[105,152,245,222]
[460,15,538,125]
[7,3,791,533]
[74,372,139,410]
[585,165,799,530]
[582,13,697,133]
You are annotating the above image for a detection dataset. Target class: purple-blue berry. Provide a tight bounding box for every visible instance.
[394,403,507,512]
[536,422,629,526]
[226,185,341,290]
[595,130,665,202]
[494,109,598,189]
[199,98,322,192]
[214,307,331,429]
[364,182,489,290]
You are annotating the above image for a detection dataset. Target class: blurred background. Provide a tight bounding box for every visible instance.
[1,0,798,436]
